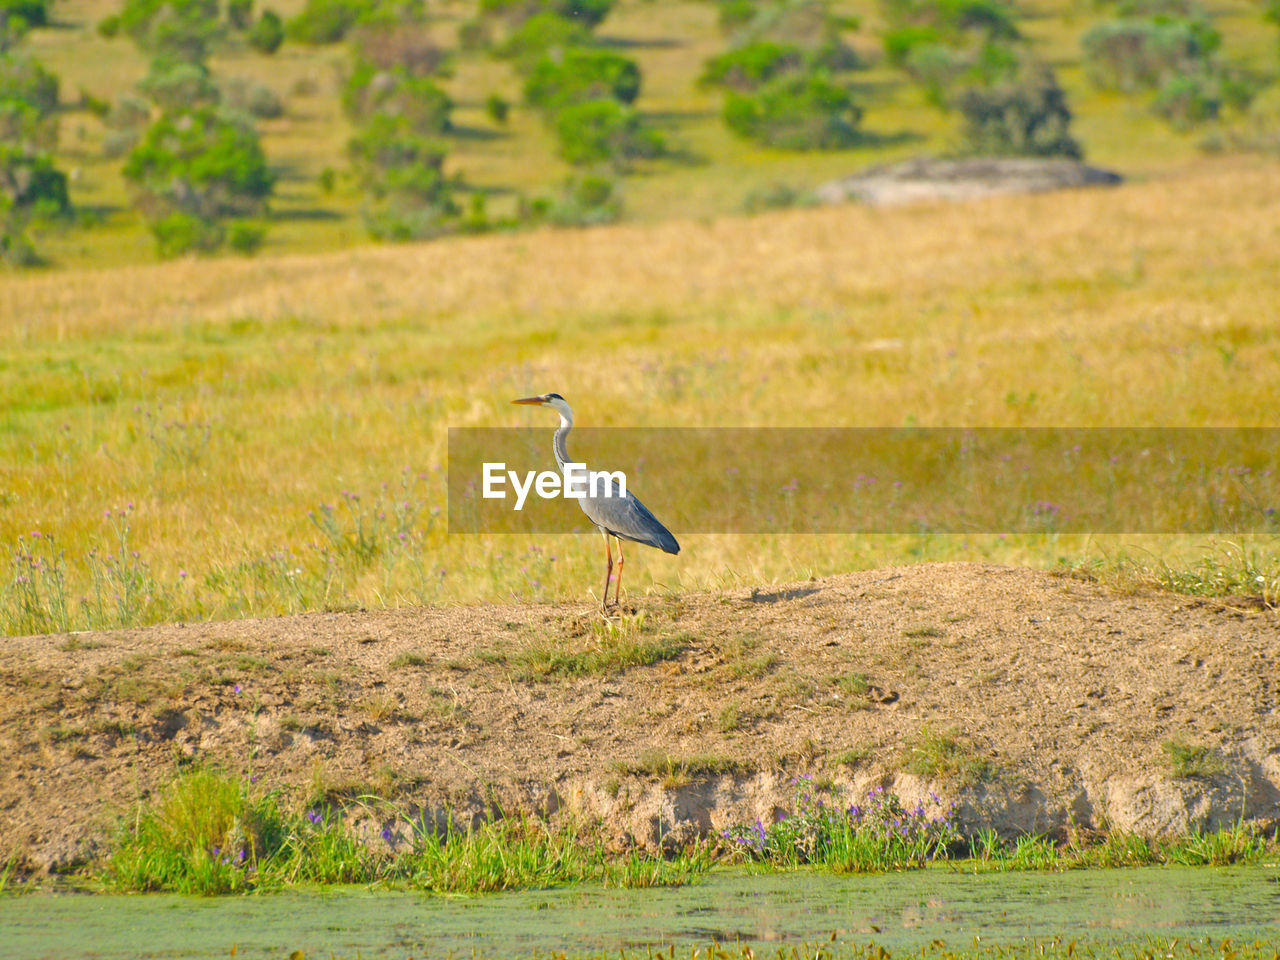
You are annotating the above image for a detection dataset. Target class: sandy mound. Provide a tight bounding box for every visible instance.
[816,157,1123,206]
[1,563,1276,872]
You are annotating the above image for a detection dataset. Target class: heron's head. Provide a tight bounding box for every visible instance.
[512,392,573,423]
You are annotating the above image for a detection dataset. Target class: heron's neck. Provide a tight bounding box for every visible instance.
[552,412,572,470]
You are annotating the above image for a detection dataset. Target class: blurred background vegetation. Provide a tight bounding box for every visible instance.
[3,0,1279,265]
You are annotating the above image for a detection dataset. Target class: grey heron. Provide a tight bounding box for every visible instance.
[512,393,679,611]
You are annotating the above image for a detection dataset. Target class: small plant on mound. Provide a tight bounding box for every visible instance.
[1162,738,1226,779]
[904,723,997,785]
[721,777,958,871]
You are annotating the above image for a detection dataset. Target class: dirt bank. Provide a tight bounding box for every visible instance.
[2,563,1277,872]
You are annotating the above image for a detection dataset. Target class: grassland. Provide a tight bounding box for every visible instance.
[3,157,1280,632]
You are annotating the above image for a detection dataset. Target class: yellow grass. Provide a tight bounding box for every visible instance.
[3,157,1280,632]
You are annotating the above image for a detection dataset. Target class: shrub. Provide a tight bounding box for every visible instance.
[551,98,663,167]
[479,0,613,29]
[0,0,48,29]
[485,91,510,123]
[0,51,58,117]
[221,76,284,119]
[1152,70,1219,129]
[226,219,265,253]
[97,13,122,37]
[526,172,620,225]
[723,70,861,148]
[716,0,758,34]
[524,47,640,109]
[456,17,491,50]
[883,24,940,66]
[1081,17,1218,92]
[737,0,860,70]
[342,63,451,133]
[149,209,224,256]
[881,0,1019,43]
[700,40,803,90]
[124,106,274,220]
[286,0,378,44]
[0,143,69,216]
[247,8,283,52]
[227,0,252,29]
[117,0,223,62]
[954,61,1081,157]
[136,60,220,112]
[493,11,589,66]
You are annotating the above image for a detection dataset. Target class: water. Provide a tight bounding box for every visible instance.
[4,865,1279,960]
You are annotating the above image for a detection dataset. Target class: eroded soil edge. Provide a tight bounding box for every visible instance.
[2,563,1277,872]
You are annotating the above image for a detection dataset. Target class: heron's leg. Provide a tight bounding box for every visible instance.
[601,529,614,612]
[614,537,624,607]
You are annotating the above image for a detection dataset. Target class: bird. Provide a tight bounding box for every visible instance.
[512,393,679,612]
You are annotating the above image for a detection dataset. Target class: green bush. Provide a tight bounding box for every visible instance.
[479,0,613,29]
[349,115,459,240]
[735,0,860,71]
[117,0,223,62]
[247,9,283,52]
[883,24,940,66]
[552,98,664,167]
[0,51,58,116]
[136,60,220,112]
[1152,70,1219,129]
[342,62,451,133]
[716,0,758,34]
[222,76,284,119]
[124,106,274,220]
[226,219,266,253]
[0,143,69,215]
[485,91,510,123]
[97,13,122,37]
[527,172,620,226]
[286,0,378,44]
[227,0,252,29]
[881,0,1019,43]
[1081,17,1218,92]
[723,71,861,149]
[524,47,640,109]
[149,210,224,256]
[0,0,49,29]
[700,41,803,90]
[493,11,589,66]
[954,61,1081,157]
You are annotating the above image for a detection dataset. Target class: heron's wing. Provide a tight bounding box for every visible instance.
[579,485,680,555]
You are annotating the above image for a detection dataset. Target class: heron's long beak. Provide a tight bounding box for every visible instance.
[511,396,546,405]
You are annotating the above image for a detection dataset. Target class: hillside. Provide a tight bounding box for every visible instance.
[3,563,1277,873]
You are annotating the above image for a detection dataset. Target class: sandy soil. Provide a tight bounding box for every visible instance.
[2,563,1277,872]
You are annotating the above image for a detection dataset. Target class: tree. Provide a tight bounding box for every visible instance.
[347,112,458,239]
[723,71,861,148]
[247,9,283,53]
[552,98,664,168]
[523,47,640,108]
[117,0,223,63]
[124,106,274,254]
[955,61,1081,157]
[0,48,69,265]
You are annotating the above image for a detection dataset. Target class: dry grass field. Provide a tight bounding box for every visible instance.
[3,157,1280,633]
